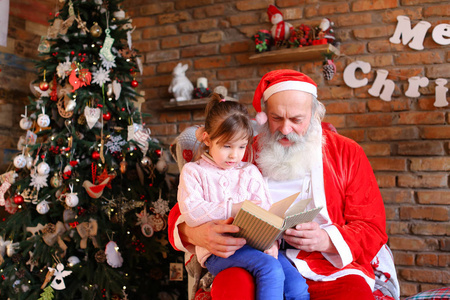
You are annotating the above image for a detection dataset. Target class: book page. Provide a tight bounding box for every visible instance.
[239,200,284,228]
[285,197,313,217]
[268,192,300,218]
[283,206,322,230]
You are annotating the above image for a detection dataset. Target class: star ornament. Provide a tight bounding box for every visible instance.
[26,251,39,271]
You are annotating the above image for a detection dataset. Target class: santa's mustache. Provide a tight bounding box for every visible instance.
[273,131,303,143]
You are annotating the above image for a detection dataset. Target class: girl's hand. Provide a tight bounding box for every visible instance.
[264,242,279,259]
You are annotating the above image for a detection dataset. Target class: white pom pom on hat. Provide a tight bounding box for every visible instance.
[252,69,318,125]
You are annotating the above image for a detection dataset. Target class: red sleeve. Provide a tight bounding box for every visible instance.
[168,202,182,251]
[323,131,387,265]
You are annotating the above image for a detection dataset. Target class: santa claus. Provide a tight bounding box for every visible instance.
[169,70,400,300]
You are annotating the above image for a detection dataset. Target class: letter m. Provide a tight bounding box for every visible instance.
[389,15,431,50]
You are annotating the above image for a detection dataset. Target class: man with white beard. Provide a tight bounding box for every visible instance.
[169,70,398,300]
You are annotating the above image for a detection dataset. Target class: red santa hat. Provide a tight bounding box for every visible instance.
[267,5,282,20]
[253,69,318,125]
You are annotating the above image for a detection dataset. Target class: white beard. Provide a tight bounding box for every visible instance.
[256,119,323,181]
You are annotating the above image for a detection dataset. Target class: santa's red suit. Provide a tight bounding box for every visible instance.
[169,126,396,299]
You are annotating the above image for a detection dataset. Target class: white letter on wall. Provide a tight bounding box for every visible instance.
[343,61,371,88]
[432,24,450,45]
[434,78,449,107]
[389,15,431,50]
[405,76,429,98]
[368,69,395,101]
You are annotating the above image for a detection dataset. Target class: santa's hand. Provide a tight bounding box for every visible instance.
[283,222,337,253]
[264,242,279,259]
[182,217,246,258]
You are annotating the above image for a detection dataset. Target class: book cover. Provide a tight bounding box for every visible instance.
[232,192,322,251]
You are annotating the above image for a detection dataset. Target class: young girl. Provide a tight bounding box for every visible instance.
[177,93,309,300]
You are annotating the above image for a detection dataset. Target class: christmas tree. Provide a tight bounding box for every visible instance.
[0,0,186,299]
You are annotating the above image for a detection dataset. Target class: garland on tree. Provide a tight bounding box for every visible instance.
[0,0,185,299]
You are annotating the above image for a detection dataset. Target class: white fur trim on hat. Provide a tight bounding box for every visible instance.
[255,112,268,125]
[263,80,317,101]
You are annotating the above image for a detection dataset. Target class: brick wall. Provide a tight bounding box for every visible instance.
[124,0,450,297]
[0,0,53,173]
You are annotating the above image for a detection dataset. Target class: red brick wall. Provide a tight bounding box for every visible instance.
[124,0,450,297]
[0,0,53,172]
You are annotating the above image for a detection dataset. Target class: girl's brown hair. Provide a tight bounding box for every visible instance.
[196,93,254,162]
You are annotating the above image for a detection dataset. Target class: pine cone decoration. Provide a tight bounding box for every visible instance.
[95,250,106,263]
[323,59,336,81]
[43,223,56,234]
[12,254,22,263]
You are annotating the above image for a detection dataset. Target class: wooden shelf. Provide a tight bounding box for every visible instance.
[249,44,340,64]
[163,97,238,111]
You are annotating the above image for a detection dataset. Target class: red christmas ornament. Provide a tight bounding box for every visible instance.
[155,149,162,156]
[39,81,49,91]
[121,107,125,111]
[103,112,111,121]
[131,80,138,88]
[92,151,100,160]
[13,194,24,205]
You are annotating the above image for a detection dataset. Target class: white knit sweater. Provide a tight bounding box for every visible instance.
[178,154,273,265]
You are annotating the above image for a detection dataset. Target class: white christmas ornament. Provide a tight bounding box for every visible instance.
[20,117,32,130]
[26,156,34,170]
[105,241,123,268]
[36,200,50,214]
[56,58,72,79]
[113,9,125,20]
[37,162,50,175]
[65,99,77,112]
[13,154,27,169]
[65,184,79,207]
[155,156,168,173]
[84,106,101,129]
[112,80,121,100]
[37,113,50,128]
[67,256,80,267]
[92,67,111,86]
[49,263,72,290]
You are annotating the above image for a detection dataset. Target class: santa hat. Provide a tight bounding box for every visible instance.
[267,5,282,20]
[253,69,318,125]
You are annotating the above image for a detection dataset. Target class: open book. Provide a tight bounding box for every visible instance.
[232,192,322,251]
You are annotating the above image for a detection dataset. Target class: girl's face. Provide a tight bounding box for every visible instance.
[205,134,248,170]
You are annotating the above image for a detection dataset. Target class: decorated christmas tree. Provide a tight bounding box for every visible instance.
[0,0,185,299]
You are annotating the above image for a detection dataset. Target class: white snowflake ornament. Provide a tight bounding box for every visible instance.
[153,198,170,215]
[30,171,49,191]
[105,135,126,153]
[92,67,111,86]
[100,53,116,70]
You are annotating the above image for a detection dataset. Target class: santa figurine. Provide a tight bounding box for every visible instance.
[318,18,336,44]
[267,5,293,46]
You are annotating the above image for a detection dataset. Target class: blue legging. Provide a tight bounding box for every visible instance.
[205,245,309,300]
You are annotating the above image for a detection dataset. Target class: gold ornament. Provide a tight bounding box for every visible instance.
[90,22,102,38]
[50,173,63,188]
[120,160,127,174]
